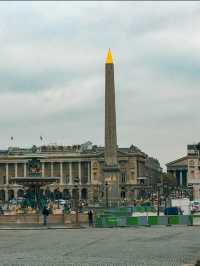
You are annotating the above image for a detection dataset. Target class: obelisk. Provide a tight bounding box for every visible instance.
[103,49,120,203]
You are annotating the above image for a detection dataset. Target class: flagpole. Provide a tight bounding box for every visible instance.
[10,136,14,148]
[40,136,43,151]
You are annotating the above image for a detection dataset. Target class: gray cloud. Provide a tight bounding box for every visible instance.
[0,2,200,168]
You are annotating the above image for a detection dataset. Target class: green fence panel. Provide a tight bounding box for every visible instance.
[188,215,193,225]
[148,216,158,225]
[95,216,103,227]
[127,216,138,225]
[168,216,179,225]
[105,216,118,227]
[135,206,145,212]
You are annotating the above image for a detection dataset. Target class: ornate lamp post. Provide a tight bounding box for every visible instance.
[105,181,109,208]
[157,183,161,216]
[73,177,79,227]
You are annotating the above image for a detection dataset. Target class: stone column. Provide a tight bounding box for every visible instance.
[79,162,82,185]
[42,162,45,177]
[14,189,17,199]
[6,163,9,185]
[51,162,53,177]
[180,170,183,186]
[4,189,8,202]
[69,189,72,200]
[15,163,18,177]
[60,162,63,184]
[79,189,82,200]
[87,162,90,184]
[88,186,93,203]
[69,162,73,185]
[24,163,27,177]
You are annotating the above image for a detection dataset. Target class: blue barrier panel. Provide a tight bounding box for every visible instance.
[179,215,190,225]
[158,216,168,225]
[138,216,148,226]
[117,217,127,227]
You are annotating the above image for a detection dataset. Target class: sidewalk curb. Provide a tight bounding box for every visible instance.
[0,226,86,230]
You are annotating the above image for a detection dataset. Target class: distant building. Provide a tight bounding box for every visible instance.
[0,144,162,202]
[166,143,200,200]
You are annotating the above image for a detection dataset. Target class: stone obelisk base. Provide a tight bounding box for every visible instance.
[103,165,120,207]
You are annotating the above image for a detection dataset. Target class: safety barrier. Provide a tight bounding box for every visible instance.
[192,215,200,225]
[95,215,194,228]
[98,206,156,214]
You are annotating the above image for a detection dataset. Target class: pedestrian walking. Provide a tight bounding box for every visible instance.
[88,209,93,227]
[42,206,49,225]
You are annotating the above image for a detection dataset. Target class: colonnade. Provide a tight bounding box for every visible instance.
[0,160,92,202]
[2,161,91,186]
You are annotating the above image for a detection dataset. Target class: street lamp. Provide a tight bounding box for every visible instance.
[73,177,79,227]
[157,183,161,216]
[105,181,109,208]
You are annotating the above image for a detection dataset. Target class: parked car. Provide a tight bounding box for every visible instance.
[164,207,183,215]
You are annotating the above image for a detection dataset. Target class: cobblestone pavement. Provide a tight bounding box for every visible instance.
[0,226,199,266]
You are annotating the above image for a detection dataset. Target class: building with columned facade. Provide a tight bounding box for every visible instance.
[0,143,162,203]
[166,143,200,200]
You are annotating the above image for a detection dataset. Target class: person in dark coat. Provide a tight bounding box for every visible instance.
[42,206,49,225]
[88,210,93,227]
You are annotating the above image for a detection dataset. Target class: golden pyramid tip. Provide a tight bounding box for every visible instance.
[106,48,113,64]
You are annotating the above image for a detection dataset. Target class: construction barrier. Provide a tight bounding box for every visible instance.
[95,215,194,228]
[96,206,156,216]
[192,215,200,225]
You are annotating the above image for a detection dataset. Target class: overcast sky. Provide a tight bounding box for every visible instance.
[0,2,200,169]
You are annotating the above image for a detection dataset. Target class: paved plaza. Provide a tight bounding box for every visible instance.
[0,226,199,266]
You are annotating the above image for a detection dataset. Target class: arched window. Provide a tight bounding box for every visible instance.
[63,189,71,200]
[121,191,126,199]
[0,190,5,201]
[81,188,87,199]
[72,188,79,199]
[8,190,14,200]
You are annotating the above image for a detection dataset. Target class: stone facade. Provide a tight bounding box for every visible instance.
[0,144,162,203]
[104,58,118,167]
[166,143,200,200]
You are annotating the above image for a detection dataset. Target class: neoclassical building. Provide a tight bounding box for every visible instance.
[166,143,200,200]
[0,143,162,203]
